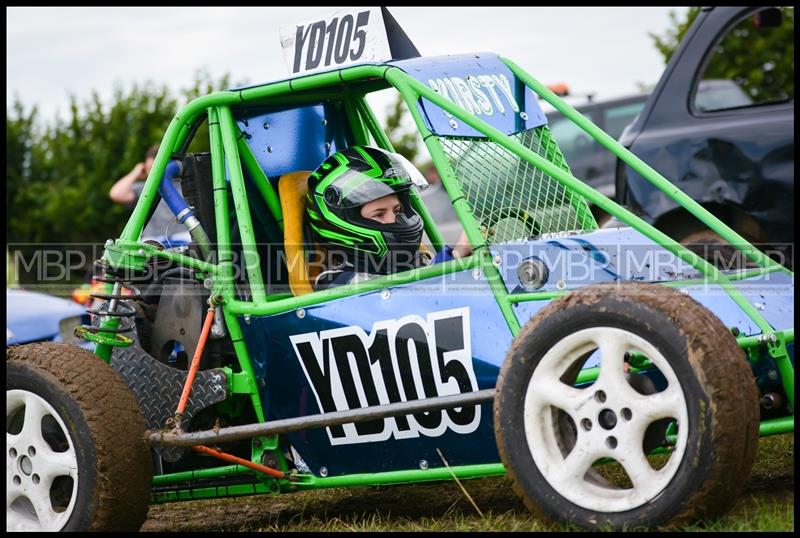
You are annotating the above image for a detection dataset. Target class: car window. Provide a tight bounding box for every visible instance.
[548,114,596,164]
[693,6,794,113]
[603,101,646,140]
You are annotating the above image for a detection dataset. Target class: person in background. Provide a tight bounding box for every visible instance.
[109,144,190,246]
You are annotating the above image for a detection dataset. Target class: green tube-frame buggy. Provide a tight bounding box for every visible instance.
[6,48,794,532]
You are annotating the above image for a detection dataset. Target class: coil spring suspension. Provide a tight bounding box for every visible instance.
[77,262,142,347]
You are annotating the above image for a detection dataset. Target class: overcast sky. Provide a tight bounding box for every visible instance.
[7,6,688,125]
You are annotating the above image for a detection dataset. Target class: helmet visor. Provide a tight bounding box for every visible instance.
[323,152,429,209]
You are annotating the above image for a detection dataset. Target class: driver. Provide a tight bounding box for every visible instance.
[305,145,472,289]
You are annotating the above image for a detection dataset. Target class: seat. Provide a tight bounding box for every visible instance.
[278,171,319,296]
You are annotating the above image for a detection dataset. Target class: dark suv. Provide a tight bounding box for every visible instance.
[546,94,648,224]
[616,6,794,267]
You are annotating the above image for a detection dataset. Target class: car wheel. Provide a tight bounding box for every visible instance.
[7,342,152,531]
[494,282,759,529]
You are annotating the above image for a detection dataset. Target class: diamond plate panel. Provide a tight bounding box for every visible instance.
[110,344,227,461]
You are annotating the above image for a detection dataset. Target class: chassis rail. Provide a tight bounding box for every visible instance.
[148,388,497,447]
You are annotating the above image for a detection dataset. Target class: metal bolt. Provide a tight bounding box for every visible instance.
[472,268,482,280]
[321,118,328,126]
[212,385,222,393]
[105,239,113,247]
[211,326,224,337]
[754,302,765,310]
[520,111,529,120]
[253,439,262,448]
[419,460,429,470]
[319,467,328,477]
[296,308,306,319]
[381,289,391,300]
[203,278,214,289]
[263,121,270,130]
[138,249,145,255]
[243,315,251,324]
[211,374,222,383]
[556,280,567,290]
[325,142,331,152]
[493,255,502,266]
[767,333,778,343]
[767,369,779,381]
[267,145,273,153]
[449,119,458,129]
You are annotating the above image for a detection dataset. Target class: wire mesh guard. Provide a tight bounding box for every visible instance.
[439,126,598,244]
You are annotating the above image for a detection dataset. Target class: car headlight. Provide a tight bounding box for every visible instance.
[58,315,85,345]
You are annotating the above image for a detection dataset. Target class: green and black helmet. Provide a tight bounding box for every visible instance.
[306,146,429,275]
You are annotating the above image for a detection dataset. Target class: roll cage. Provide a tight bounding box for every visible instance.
[90,53,794,423]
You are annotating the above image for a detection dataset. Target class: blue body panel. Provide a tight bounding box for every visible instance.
[238,269,512,476]
[497,227,794,338]
[490,227,701,295]
[391,53,547,137]
[234,103,353,183]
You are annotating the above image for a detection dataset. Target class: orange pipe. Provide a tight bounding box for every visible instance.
[192,445,287,479]
[176,307,216,415]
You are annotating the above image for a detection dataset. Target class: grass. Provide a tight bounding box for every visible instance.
[142,433,794,532]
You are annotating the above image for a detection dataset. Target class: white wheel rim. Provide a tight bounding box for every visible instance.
[7,389,79,531]
[523,327,689,513]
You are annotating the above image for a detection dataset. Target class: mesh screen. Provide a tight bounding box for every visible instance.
[438,126,598,244]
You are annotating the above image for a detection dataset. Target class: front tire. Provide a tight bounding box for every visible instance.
[494,282,759,529]
[7,342,152,531]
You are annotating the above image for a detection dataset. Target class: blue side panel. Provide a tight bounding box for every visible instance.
[238,269,514,476]
[728,270,794,333]
[492,227,701,295]
[495,227,793,337]
[510,299,553,337]
[390,53,547,137]
[234,103,352,182]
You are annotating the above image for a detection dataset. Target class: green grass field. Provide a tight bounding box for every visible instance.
[142,433,794,532]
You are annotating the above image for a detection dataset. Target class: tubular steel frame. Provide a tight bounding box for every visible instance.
[91,59,794,499]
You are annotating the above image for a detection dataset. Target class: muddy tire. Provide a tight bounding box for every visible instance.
[7,342,152,531]
[494,282,759,529]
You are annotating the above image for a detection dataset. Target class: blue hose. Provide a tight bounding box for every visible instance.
[158,160,192,223]
[157,160,211,258]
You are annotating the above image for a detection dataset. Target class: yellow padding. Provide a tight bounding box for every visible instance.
[278,171,314,296]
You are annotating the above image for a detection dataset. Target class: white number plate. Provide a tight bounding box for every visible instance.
[280,8,392,76]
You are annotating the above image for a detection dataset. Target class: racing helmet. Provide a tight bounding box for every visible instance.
[306,146,429,275]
